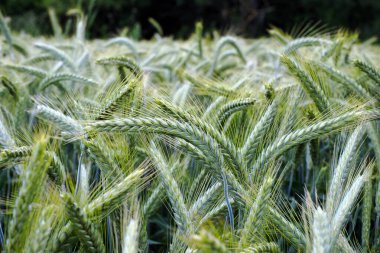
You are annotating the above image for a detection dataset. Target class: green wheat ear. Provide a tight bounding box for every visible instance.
[4,64,48,78]
[0,76,19,101]
[62,192,106,253]
[216,97,256,128]
[6,136,51,252]
[97,56,142,78]
[208,36,246,76]
[281,55,330,112]
[34,42,76,71]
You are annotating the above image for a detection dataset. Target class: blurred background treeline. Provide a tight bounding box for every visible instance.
[1,0,380,40]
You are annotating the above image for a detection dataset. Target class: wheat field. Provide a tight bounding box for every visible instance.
[1,14,380,253]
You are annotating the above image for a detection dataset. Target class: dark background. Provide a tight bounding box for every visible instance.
[1,0,379,40]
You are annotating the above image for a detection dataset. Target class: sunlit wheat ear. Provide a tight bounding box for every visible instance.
[155,99,243,172]
[77,163,89,204]
[6,137,50,252]
[312,61,373,99]
[67,9,86,42]
[143,160,184,217]
[38,73,98,91]
[84,139,119,176]
[97,56,142,77]
[354,59,380,85]
[0,146,31,168]
[48,223,76,253]
[281,56,329,112]
[86,116,223,171]
[268,207,306,249]
[4,64,48,78]
[312,207,330,253]
[33,104,84,136]
[28,206,56,253]
[268,27,291,44]
[209,36,246,76]
[95,78,138,120]
[121,200,140,253]
[239,177,273,245]
[326,125,365,212]
[354,60,380,98]
[252,109,377,173]
[362,165,373,251]
[189,182,222,217]
[246,242,281,253]
[321,40,343,62]
[62,193,106,253]
[148,141,193,233]
[284,37,331,55]
[34,42,76,71]
[241,100,278,168]
[182,71,238,97]
[216,97,255,128]
[84,168,145,215]
[189,229,229,253]
[47,151,66,185]
[331,172,369,246]
[0,75,19,101]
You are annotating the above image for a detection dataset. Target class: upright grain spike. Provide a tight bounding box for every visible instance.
[281,55,330,112]
[241,100,278,168]
[239,177,273,245]
[312,208,330,253]
[6,137,50,252]
[148,141,193,233]
[326,125,365,213]
[95,79,138,120]
[84,168,144,215]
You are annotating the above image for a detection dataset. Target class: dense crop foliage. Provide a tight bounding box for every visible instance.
[1,16,380,253]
